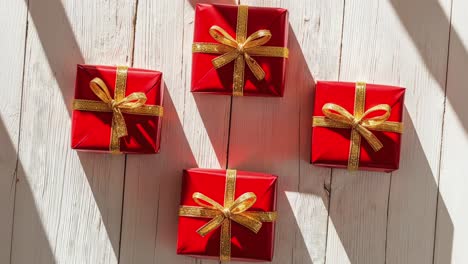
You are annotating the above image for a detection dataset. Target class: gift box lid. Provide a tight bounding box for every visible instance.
[177,168,277,261]
[71,64,164,153]
[191,4,289,96]
[311,81,405,171]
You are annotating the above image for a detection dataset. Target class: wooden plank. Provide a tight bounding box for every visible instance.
[284,1,344,264]
[229,1,343,264]
[0,0,28,262]
[10,0,136,263]
[229,1,297,263]
[325,0,450,263]
[434,0,468,262]
[385,0,451,263]
[119,0,231,263]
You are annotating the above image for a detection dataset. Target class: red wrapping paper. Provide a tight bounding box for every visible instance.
[311,81,405,172]
[177,169,277,261]
[191,4,288,96]
[71,64,163,153]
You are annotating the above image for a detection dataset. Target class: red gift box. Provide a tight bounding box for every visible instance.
[177,169,277,261]
[311,81,405,172]
[71,64,164,153]
[191,4,289,97]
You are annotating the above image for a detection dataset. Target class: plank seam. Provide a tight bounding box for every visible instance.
[225,97,234,170]
[225,0,241,172]
[9,0,30,263]
[151,184,162,262]
[384,171,393,264]
[323,168,333,264]
[325,0,346,263]
[336,0,346,81]
[431,0,454,263]
[118,0,139,262]
[130,0,139,67]
[117,154,128,264]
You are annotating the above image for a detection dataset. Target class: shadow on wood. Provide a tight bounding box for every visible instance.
[24,0,84,116]
[193,93,231,167]
[76,152,125,260]
[119,84,198,263]
[325,108,453,263]
[0,118,56,263]
[389,0,468,132]
[224,24,319,264]
[0,118,17,261]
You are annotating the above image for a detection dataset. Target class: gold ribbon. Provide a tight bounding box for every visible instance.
[192,5,289,96]
[179,169,277,262]
[312,82,403,170]
[72,66,164,153]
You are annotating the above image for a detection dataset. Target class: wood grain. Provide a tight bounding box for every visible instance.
[291,0,344,263]
[326,0,449,263]
[230,1,343,264]
[1,0,465,263]
[0,0,28,262]
[10,0,135,263]
[386,0,451,263]
[435,0,468,262]
[119,0,231,263]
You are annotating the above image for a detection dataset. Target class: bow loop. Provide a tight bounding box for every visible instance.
[209,25,239,48]
[360,104,391,128]
[228,192,257,214]
[90,77,113,104]
[114,92,147,109]
[193,192,225,211]
[243,29,272,49]
[322,103,357,124]
[321,102,392,152]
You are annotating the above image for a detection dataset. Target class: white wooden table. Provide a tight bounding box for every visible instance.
[1,0,467,263]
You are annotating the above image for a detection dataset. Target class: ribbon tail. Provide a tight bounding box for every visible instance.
[112,109,128,139]
[348,129,362,170]
[230,214,263,234]
[244,53,265,80]
[232,56,245,96]
[219,219,231,262]
[212,49,240,69]
[196,215,225,237]
[356,125,384,151]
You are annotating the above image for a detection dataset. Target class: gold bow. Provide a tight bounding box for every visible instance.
[312,82,403,170]
[73,66,163,153]
[179,169,277,262]
[192,5,289,96]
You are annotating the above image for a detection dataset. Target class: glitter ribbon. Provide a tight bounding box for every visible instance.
[192,5,289,96]
[312,82,403,170]
[72,66,163,153]
[178,169,277,262]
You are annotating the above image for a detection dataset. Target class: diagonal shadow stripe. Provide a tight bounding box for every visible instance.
[0,116,56,263]
[20,0,134,260]
[23,0,84,116]
[389,0,468,132]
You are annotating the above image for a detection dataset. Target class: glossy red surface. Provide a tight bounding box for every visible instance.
[311,81,405,172]
[191,4,288,97]
[71,64,163,153]
[177,169,277,261]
